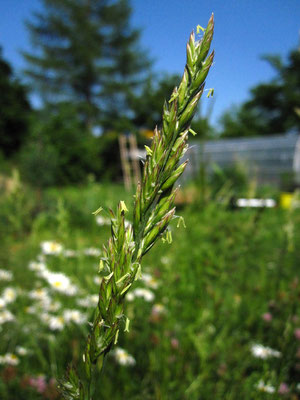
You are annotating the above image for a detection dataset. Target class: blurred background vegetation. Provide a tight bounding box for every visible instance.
[0,0,299,189]
[1,1,300,399]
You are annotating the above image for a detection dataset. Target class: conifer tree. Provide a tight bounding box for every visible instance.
[23,0,150,130]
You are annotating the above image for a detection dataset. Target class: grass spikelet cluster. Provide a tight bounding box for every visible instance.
[59,14,214,399]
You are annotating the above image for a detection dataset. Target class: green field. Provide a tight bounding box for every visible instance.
[1,182,300,399]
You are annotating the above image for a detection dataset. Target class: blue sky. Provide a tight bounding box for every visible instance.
[0,0,299,127]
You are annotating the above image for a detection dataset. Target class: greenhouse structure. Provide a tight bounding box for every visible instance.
[183,133,300,187]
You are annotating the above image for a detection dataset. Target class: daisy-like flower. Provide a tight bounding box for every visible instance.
[161,256,170,265]
[95,216,111,226]
[93,276,102,285]
[41,241,63,255]
[16,346,29,356]
[44,272,78,296]
[3,312,16,326]
[131,288,155,302]
[63,249,78,258]
[0,269,13,281]
[150,303,167,323]
[0,353,19,366]
[28,288,50,301]
[113,347,136,366]
[63,309,87,324]
[41,313,65,331]
[251,344,281,359]
[124,219,131,229]
[25,305,37,314]
[256,380,275,393]
[45,301,61,312]
[83,248,101,257]
[0,298,6,309]
[2,287,17,304]
[141,273,159,289]
[151,303,166,316]
[126,292,135,301]
[77,295,98,308]
[29,261,47,273]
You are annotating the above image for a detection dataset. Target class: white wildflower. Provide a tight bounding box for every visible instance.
[256,380,275,393]
[0,269,13,281]
[93,276,102,285]
[83,248,101,257]
[49,315,65,331]
[2,287,17,304]
[25,305,37,314]
[0,298,6,309]
[29,289,61,312]
[0,353,19,366]
[46,301,61,312]
[41,241,63,255]
[44,272,78,295]
[63,249,78,258]
[0,310,15,324]
[132,288,155,302]
[63,309,87,324]
[113,347,136,366]
[141,273,159,289]
[151,303,166,315]
[90,294,99,305]
[29,261,47,273]
[42,313,65,331]
[124,219,131,229]
[16,346,28,356]
[77,295,98,308]
[251,344,281,359]
[96,216,111,226]
[161,256,170,265]
[28,288,50,301]
[126,292,135,301]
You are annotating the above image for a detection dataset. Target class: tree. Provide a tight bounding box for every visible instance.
[0,48,31,157]
[20,103,104,187]
[23,0,150,130]
[220,47,300,137]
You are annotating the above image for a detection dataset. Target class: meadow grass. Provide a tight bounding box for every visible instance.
[0,182,300,399]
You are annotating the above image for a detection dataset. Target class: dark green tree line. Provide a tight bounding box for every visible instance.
[0,49,31,157]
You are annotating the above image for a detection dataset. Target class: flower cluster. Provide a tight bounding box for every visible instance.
[250,343,281,359]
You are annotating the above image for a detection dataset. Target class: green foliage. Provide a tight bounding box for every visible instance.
[220,47,300,137]
[23,0,150,130]
[0,170,37,239]
[1,182,300,399]
[19,103,103,187]
[0,48,31,157]
[209,163,249,197]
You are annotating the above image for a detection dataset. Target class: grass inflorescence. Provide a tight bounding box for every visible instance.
[59,15,215,399]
